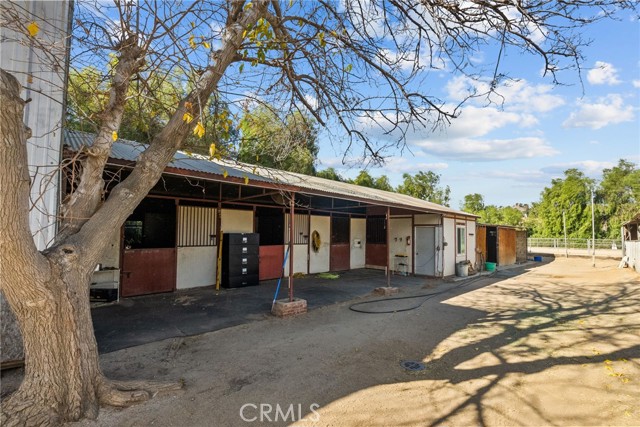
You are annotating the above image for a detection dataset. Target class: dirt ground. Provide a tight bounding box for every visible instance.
[4,257,640,426]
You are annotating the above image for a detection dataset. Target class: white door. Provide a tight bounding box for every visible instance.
[415,226,437,276]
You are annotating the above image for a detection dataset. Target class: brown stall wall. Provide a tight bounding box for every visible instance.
[259,245,284,280]
[121,248,176,296]
[516,230,528,263]
[366,243,387,267]
[330,244,351,271]
[476,225,487,266]
[498,228,517,266]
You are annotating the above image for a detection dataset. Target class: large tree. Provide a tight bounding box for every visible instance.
[1,0,636,424]
[238,106,318,174]
[532,168,595,237]
[351,170,394,191]
[599,159,639,238]
[397,171,451,206]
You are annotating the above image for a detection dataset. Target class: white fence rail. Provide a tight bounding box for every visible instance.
[528,238,623,258]
[527,238,621,250]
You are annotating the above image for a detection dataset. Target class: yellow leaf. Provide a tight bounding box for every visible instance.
[111,131,118,141]
[193,121,205,138]
[203,41,210,49]
[223,170,229,178]
[244,2,253,10]
[27,21,39,37]
[183,112,194,123]
[189,34,196,49]
[209,143,216,157]
[244,176,249,185]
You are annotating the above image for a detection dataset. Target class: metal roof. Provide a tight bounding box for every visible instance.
[64,129,476,218]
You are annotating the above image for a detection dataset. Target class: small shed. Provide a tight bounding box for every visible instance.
[476,224,527,268]
[622,213,640,273]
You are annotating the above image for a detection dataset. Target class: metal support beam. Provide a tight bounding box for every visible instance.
[386,205,391,288]
[289,192,295,301]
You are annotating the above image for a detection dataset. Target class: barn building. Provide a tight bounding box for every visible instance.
[64,130,478,299]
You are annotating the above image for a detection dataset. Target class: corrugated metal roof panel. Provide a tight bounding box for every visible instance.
[64,129,272,183]
[63,129,476,217]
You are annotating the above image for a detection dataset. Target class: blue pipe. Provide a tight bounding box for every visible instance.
[272,246,291,308]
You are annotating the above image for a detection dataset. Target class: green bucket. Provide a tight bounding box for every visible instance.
[485,262,496,272]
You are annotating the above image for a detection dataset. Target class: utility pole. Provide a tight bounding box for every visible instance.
[591,187,596,267]
[563,210,568,258]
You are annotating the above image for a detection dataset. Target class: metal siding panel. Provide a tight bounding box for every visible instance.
[2,1,72,250]
[178,205,216,247]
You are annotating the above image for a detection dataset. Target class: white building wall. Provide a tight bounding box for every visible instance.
[414,214,440,225]
[388,217,412,274]
[350,218,366,269]
[221,209,253,233]
[309,215,330,273]
[466,219,477,264]
[283,244,308,277]
[443,217,456,276]
[1,0,72,250]
[99,230,120,268]
[176,246,217,289]
[455,220,468,264]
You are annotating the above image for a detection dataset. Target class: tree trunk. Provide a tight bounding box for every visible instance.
[0,70,180,425]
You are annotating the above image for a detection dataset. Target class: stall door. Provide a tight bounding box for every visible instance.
[121,198,177,297]
[415,226,437,276]
[256,207,285,281]
[330,216,350,271]
[498,227,517,266]
[121,249,176,297]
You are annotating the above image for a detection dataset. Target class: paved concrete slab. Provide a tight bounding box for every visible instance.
[91,269,428,353]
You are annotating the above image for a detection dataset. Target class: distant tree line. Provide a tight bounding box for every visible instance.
[459,160,639,239]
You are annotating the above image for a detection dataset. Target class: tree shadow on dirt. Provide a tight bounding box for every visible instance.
[305,261,640,427]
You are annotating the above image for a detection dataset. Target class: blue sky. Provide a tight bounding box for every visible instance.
[315,11,640,209]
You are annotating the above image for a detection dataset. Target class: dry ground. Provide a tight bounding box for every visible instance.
[5,257,640,426]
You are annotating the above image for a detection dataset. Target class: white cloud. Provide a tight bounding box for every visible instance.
[563,94,635,129]
[430,106,525,140]
[468,169,548,183]
[445,76,565,113]
[541,160,616,177]
[587,61,621,85]
[414,137,558,161]
[303,94,318,110]
[633,80,640,88]
[379,157,448,173]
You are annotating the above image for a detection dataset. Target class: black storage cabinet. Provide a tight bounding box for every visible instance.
[221,233,259,288]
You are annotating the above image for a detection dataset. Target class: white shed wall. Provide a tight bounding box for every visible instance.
[283,244,309,276]
[414,214,440,225]
[443,217,456,276]
[176,246,217,289]
[1,0,72,250]
[309,215,330,273]
[99,230,121,268]
[350,218,366,269]
[221,209,253,233]
[389,218,412,273]
[466,220,477,264]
